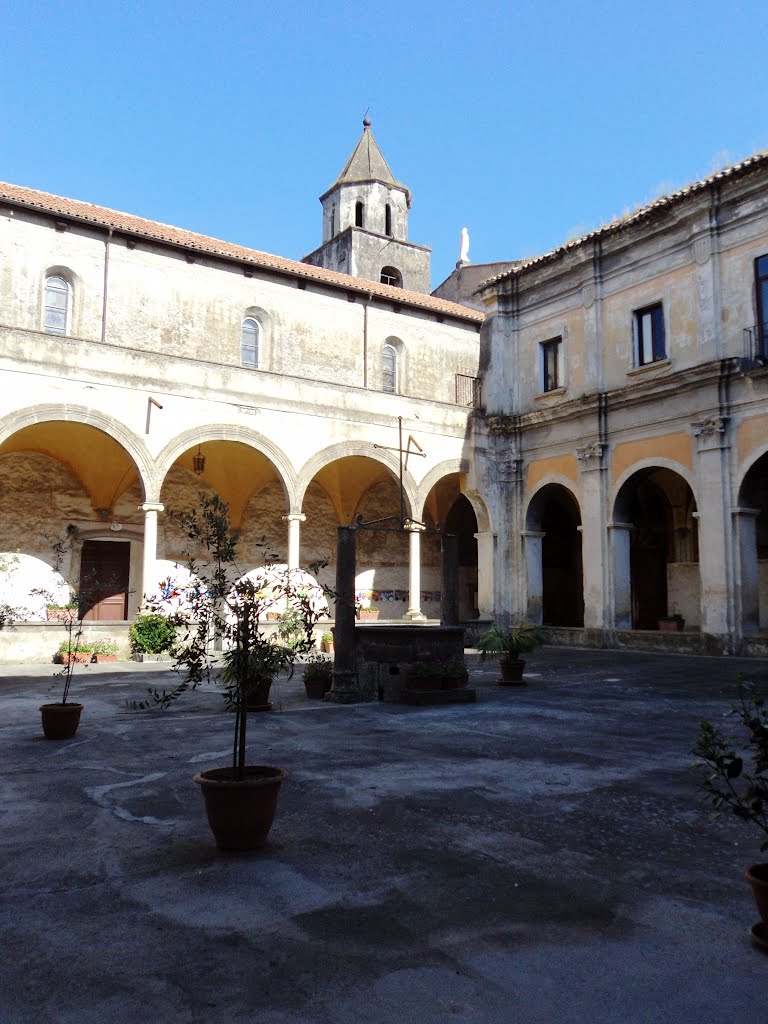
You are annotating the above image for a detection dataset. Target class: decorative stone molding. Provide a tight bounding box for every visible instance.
[692,235,712,265]
[691,415,730,450]
[577,440,606,471]
[485,414,517,436]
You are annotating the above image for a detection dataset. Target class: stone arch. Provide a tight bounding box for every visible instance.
[612,464,699,631]
[524,481,584,627]
[0,404,153,501]
[612,457,696,517]
[735,449,768,634]
[296,442,415,516]
[414,460,491,531]
[155,425,297,509]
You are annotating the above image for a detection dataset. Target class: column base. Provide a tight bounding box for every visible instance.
[325,670,362,703]
[402,609,428,622]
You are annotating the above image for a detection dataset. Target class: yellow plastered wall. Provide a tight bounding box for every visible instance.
[612,434,692,483]
[527,454,579,493]
[737,414,768,468]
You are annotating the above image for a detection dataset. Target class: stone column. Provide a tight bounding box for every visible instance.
[326,526,360,703]
[608,522,633,629]
[403,522,427,622]
[732,507,760,635]
[282,513,306,571]
[138,502,164,605]
[441,532,459,626]
[522,530,545,624]
[691,416,734,638]
[473,531,495,617]
[577,441,608,628]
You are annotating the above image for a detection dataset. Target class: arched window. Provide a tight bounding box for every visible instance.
[241,317,259,368]
[382,345,397,393]
[380,266,402,288]
[44,275,70,335]
[355,201,364,228]
[385,204,392,237]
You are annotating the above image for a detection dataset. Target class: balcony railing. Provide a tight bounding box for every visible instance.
[743,322,768,367]
[455,373,481,408]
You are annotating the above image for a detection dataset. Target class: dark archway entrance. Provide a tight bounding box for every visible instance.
[737,452,768,633]
[614,468,699,630]
[526,484,584,627]
[445,494,479,620]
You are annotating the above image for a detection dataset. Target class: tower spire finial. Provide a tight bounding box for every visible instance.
[363,107,371,129]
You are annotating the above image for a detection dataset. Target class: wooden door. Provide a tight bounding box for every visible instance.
[79,540,130,621]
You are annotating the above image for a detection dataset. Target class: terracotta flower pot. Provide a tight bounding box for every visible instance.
[194,765,286,851]
[93,654,118,663]
[356,609,379,621]
[40,702,83,739]
[498,658,526,685]
[304,676,332,699]
[746,863,768,923]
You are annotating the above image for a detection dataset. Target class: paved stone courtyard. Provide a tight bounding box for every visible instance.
[2,648,767,1023]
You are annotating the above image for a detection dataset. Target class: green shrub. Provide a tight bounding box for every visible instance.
[129,614,176,655]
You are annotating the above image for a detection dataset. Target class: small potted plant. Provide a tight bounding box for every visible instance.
[57,639,93,664]
[321,631,334,655]
[658,612,685,632]
[355,597,379,621]
[91,637,119,663]
[129,613,176,661]
[46,600,77,622]
[692,678,768,948]
[302,653,333,699]
[476,621,548,685]
[135,494,319,851]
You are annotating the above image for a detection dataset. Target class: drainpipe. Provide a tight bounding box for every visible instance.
[101,227,113,345]
[363,291,372,389]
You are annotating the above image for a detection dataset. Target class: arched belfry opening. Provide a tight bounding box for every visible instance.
[613,467,699,630]
[525,484,584,627]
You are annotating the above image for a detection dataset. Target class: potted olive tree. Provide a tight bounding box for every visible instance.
[692,678,768,948]
[139,494,320,851]
[476,621,548,685]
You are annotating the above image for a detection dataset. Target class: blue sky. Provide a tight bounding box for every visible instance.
[2,0,767,288]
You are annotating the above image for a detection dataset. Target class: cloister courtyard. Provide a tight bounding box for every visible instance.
[2,647,767,1023]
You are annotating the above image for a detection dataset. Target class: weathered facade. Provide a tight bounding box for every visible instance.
[470,152,768,654]
[0,124,488,662]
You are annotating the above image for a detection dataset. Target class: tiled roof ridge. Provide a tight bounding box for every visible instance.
[0,180,483,323]
[481,149,768,290]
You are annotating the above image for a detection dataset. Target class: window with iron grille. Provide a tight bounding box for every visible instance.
[541,336,563,392]
[455,373,479,407]
[382,345,397,393]
[241,317,259,368]
[633,303,665,366]
[44,276,69,335]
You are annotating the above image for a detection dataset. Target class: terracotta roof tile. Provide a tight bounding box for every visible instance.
[0,180,483,325]
[480,149,768,290]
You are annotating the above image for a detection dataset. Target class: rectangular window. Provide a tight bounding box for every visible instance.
[756,254,768,355]
[633,303,665,366]
[541,336,563,392]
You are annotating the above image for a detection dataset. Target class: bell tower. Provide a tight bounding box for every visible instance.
[302,118,431,293]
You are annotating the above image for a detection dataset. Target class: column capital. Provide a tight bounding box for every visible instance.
[404,519,426,533]
[577,440,606,472]
[139,502,164,514]
[691,415,730,451]
[282,512,306,523]
[521,530,546,540]
[731,506,761,518]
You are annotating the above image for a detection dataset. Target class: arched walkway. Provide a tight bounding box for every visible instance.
[525,484,584,627]
[613,467,699,630]
[736,452,768,634]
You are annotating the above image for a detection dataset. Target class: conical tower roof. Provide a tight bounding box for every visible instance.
[322,118,410,204]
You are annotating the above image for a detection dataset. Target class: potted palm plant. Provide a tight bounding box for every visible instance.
[476,621,548,685]
[692,678,768,949]
[138,494,319,851]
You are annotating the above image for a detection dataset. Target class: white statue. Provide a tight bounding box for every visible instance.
[459,227,470,265]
